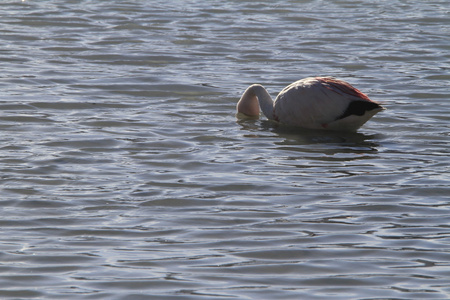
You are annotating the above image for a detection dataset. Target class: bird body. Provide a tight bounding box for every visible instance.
[236,77,384,131]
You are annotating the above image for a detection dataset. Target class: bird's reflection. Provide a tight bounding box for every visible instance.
[237,118,381,156]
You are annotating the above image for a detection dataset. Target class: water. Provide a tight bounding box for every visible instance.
[1,0,449,299]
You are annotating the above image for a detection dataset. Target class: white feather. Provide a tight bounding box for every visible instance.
[237,77,384,132]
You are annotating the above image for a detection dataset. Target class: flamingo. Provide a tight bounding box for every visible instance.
[236,77,384,131]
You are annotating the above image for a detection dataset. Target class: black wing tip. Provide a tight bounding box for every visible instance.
[337,100,383,120]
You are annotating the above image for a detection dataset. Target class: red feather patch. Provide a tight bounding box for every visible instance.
[316,77,372,102]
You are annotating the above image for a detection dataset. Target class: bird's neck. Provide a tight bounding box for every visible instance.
[237,84,274,120]
[252,85,274,120]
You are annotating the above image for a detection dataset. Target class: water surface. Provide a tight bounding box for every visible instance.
[0,0,449,299]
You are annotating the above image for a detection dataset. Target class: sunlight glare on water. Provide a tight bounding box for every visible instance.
[0,0,449,299]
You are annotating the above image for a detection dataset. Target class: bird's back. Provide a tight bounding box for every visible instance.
[273,77,382,131]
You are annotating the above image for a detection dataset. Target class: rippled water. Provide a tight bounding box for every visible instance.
[1,0,449,299]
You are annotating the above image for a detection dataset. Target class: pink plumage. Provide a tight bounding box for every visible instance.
[236,77,384,132]
[316,77,371,101]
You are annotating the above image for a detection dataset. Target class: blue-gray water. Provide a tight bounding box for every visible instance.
[1,1,449,299]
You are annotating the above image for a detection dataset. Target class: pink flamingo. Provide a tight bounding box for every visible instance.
[237,77,384,131]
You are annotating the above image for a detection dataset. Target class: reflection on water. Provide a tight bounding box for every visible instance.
[239,119,381,155]
[1,0,449,299]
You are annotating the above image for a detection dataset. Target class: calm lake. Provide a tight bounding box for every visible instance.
[0,0,449,299]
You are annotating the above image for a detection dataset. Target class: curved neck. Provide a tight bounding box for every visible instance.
[237,84,274,120]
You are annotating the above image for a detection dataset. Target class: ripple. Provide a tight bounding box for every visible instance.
[0,0,449,299]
